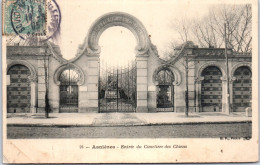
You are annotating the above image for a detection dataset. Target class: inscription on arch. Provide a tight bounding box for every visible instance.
[93,16,142,33]
[86,12,150,55]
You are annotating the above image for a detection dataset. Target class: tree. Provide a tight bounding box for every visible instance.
[178,43,195,117]
[168,4,252,54]
[43,44,51,118]
[163,42,195,117]
[162,40,181,60]
[163,4,251,115]
[194,4,252,52]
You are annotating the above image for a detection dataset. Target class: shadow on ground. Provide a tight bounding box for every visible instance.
[32,116,57,119]
[177,115,201,118]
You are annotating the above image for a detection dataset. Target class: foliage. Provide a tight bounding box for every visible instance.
[164,4,252,58]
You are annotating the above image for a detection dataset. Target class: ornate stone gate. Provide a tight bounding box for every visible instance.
[79,12,151,112]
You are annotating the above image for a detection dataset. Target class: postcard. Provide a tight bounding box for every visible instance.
[2,0,258,163]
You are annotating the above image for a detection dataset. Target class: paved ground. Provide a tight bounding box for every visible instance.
[6,112,252,138]
[7,123,251,138]
[6,112,251,127]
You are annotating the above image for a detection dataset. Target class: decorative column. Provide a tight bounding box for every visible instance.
[136,55,149,112]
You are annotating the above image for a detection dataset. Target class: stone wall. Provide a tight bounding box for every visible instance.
[6,44,252,114]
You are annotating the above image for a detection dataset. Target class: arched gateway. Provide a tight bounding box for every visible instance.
[81,12,151,112]
[83,12,150,56]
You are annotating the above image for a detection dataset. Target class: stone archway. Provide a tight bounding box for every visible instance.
[54,63,85,86]
[200,66,223,112]
[53,63,85,112]
[81,12,151,112]
[153,65,182,86]
[196,62,227,112]
[7,60,37,113]
[231,65,252,112]
[83,12,150,56]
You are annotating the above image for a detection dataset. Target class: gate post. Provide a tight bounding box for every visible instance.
[136,55,148,112]
[222,78,229,113]
[30,80,37,113]
[195,77,203,113]
[84,56,99,112]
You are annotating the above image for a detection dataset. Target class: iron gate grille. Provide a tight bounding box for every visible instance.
[156,68,174,112]
[99,62,137,112]
[156,85,174,112]
[59,68,79,112]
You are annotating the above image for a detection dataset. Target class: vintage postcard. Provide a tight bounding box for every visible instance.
[2,0,259,163]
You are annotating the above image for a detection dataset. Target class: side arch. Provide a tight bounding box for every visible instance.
[231,62,252,79]
[7,60,37,81]
[53,63,85,86]
[153,65,182,86]
[7,60,37,113]
[82,12,150,56]
[197,62,226,79]
[231,63,252,112]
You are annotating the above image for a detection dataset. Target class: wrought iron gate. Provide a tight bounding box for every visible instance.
[157,85,174,112]
[59,68,79,112]
[156,68,174,112]
[99,62,136,112]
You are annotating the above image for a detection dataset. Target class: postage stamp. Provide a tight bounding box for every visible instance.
[3,0,61,42]
[3,0,47,38]
[2,0,17,35]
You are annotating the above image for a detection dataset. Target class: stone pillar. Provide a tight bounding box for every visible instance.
[187,67,196,113]
[229,77,236,113]
[195,77,204,113]
[136,55,148,112]
[84,56,99,112]
[147,85,157,112]
[30,80,37,113]
[221,78,229,113]
[50,82,59,113]
[78,85,89,112]
[37,59,46,113]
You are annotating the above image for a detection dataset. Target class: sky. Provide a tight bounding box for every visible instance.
[55,0,213,65]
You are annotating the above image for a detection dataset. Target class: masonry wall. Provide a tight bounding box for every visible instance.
[193,52,252,113]
[147,50,162,112]
[73,55,99,112]
[47,55,63,112]
[6,45,252,114]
